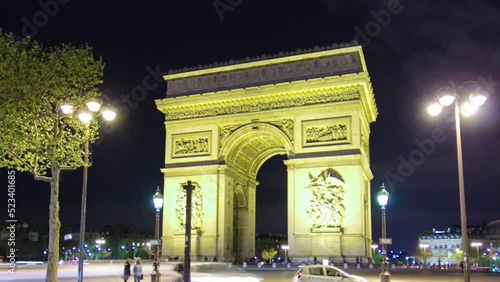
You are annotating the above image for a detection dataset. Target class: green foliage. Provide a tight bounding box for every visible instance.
[373,252,383,264]
[134,248,150,260]
[261,248,277,263]
[449,249,463,264]
[414,246,433,265]
[0,30,106,281]
[0,30,104,175]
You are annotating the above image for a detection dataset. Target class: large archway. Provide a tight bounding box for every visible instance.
[156,44,377,263]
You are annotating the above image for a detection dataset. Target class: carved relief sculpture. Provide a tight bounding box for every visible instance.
[306,168,346,228]
[174,138,209,155]
[306,124,347,143]
[172,131,211,157]
[175,183,204,231]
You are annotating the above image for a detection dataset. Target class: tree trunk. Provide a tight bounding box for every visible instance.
[46,166,61,282]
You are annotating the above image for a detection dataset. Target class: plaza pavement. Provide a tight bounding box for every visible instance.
[1,261,499,282]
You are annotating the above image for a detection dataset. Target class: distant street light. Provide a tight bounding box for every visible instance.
[471,242,483,266]
[152,186,163,282]
[371,244,379,263]
[282,245,289,261]
[377,183,390,282]
[61,99,116,282]
[95,239,105,260]
[427,81,488,282]
[419,244,430,266]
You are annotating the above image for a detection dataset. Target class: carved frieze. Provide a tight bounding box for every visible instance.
[306,168,346,229]
[166,52,361,96]
[302,117,351,147]
[306,124,347,143]
[172,131,211,158]
[162,85,362,121]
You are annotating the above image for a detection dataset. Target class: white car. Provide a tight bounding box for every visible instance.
[160,262,264,282]
[292,265,368,282]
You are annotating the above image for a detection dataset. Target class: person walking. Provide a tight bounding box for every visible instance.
[123,259,132,282]
[133,258,143,282]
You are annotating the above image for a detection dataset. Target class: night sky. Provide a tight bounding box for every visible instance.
[1,0,500,254]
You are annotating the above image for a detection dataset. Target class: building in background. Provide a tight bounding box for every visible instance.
[418,220,500,267]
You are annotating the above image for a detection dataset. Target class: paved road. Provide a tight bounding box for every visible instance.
[1,263,499,282]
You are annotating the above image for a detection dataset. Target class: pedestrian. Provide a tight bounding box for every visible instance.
[123,259,132,282]
[133,258,143,282]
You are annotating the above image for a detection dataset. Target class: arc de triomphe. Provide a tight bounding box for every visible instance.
[155,43,378,263]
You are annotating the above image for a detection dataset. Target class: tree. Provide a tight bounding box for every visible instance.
[414,245,433,265]
[261,248,277,264]
[0,31,105,281]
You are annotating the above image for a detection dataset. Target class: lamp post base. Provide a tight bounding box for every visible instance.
[379,270,391,282]
[151,272,161,282]
[151,261,161,282]
[379,262,391,282]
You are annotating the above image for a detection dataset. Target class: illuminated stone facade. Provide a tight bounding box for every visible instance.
[155,44,378,263]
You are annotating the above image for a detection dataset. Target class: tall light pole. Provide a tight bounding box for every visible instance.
[427,81,488,282]
[152,186,164,282]
[371,244,378,263]
[282,245,289,261]
[95,239,105,260]
[471,242,483,266]
[471,242,483,257]
[419,244,429,266]
[377,183,390,282]
[62,100,116,282]
[183,181,196,282]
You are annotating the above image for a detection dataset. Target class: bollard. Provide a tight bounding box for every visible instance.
[369,263,373,269]
[287,262,291,268]
[242,262,247,268]
[258,262,262,268]
[357,263,361,269]
[151,272,161,282]
[272,262,276,268]
[344,263,348,269]
[151,261,161,282]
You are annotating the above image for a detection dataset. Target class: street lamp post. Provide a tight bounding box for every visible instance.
[183,181,196,282]
[471,242,483,257]
[282,245,289,262]
[427,81,488,282]
[471,242,483,266]
[95,239,105,260]
[377,183,390,282]
[371,244,378,264]
[61,100,116,282]
[152,186,164,282]
[419,244,429,266]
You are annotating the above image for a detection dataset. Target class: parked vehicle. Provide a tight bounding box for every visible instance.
[292,265,368,282]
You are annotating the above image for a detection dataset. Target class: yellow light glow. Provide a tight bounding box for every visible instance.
[469,91,487,107]
[87,101,101,112]
[60,104,74,114]
[78,112,92,124]
[438,94,455,106]
[102,108,116,121]
[427,102,443,116]
[461,100,478,116]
